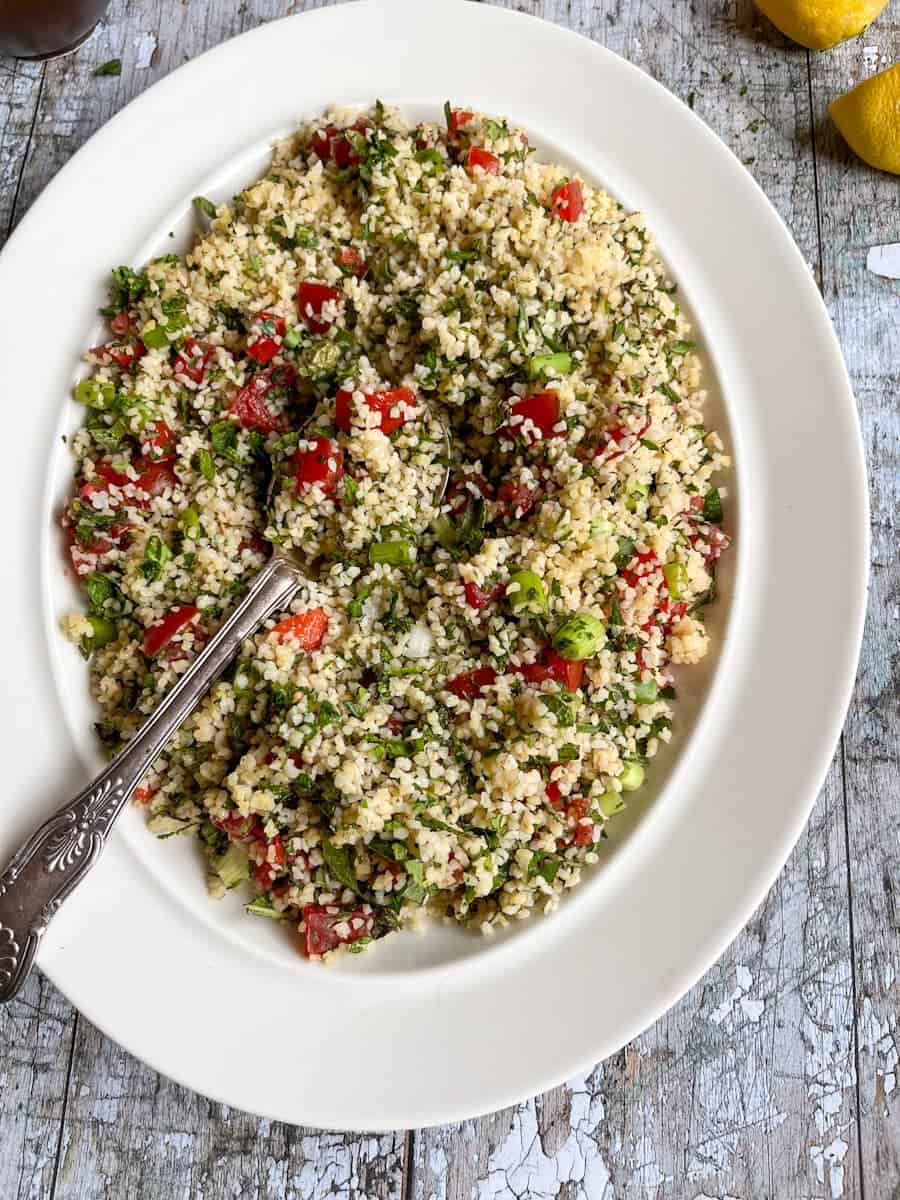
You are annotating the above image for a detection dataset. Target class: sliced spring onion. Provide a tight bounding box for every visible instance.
[142,324,171,350]
[527,351,573,380]
[178,506,201,537]
[75,378,115,409]
[553,613,606,660]
[625,481,650,512]
[83,615,117,653]
[633,678,658,704]
[369,540,415,566]
[619,762,645,791]
[663,561,688,600]
[598,790,626,817]
[507,569,547,615]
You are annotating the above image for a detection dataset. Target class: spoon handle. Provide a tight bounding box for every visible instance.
[0,555,301,1003]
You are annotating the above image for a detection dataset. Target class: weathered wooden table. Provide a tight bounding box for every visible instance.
[1,1,897,1196]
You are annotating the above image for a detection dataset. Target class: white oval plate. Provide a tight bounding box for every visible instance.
[0,0,867,1129]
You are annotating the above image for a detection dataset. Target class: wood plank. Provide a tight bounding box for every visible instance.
[52,1014,404,1200]
[414,1,863,1196]
[808,15,900,1197]
[0,973,75,1200]
[0,56,43,236]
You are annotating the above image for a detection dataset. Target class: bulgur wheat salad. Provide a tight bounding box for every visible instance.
[61,103,731,961]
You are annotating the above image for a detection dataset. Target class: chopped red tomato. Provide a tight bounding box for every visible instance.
[271,608,329,651]
[335,246,368,277]
[292,437,344,494]
[227,370,285,433]
[142,605,199,658]
[133,785,154,806]
[109,311,132,336]
[172,338,215,384]
[297,281,342,334]
[620,549,658,591]
[94,461,129,488]
[246,312,286,365]
[145,421,176,460]
[447,108,473,138]
[302,904,374,957]
[504,390,565,445]
[463,580,505,611]
[91,339,146,370]
[251,834,286,888]
[567,796,594,846]
[594,415,651,464]
[334,386,415,435]
[466,146,500,177]
[517,649,584,692]
[447,471,494,516]
[549,179,584,223]
[135,459,177,498]
[211,812,263,842]
[545,768,563,809]
[311,118,370,169]
[446,667,497,699]
[496,480,537,520]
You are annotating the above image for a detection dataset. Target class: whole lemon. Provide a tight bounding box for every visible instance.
[830,63,900,175]
[754,0,889,49]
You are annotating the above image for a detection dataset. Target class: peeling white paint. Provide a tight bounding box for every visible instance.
[133,31,157,69]
[477,1077,612,1200]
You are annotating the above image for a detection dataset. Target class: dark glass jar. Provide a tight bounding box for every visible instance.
[0,0,111,60]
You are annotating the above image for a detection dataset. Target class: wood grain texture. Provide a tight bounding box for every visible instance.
[809,15,900,1197]
[0,0,897,1196]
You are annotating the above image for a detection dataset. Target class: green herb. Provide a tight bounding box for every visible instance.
[528,852,561,884]
[658,381,680,404]
[542,693,575,728]
[553,613,606,660]
[343,476,359,506]
[178,506,201,538]
[94,58,121,77]
[415,147,445,171]
[614,536,636,571]
[321,838,360,894]
[245,899,287,920]
[197,448,215,482]
[193,196,217,220]
[105,265,147,313]
[316,700,341,728]
[612,320,626,341]
[447,245,480,264]
[557,743,579,761]
[140,535,172,582]
[703,486,723,523]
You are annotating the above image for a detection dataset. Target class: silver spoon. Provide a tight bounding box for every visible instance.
[0,404,451,1002]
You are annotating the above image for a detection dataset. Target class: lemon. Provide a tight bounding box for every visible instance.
[754,0,888,49]
[830,63,900,175]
